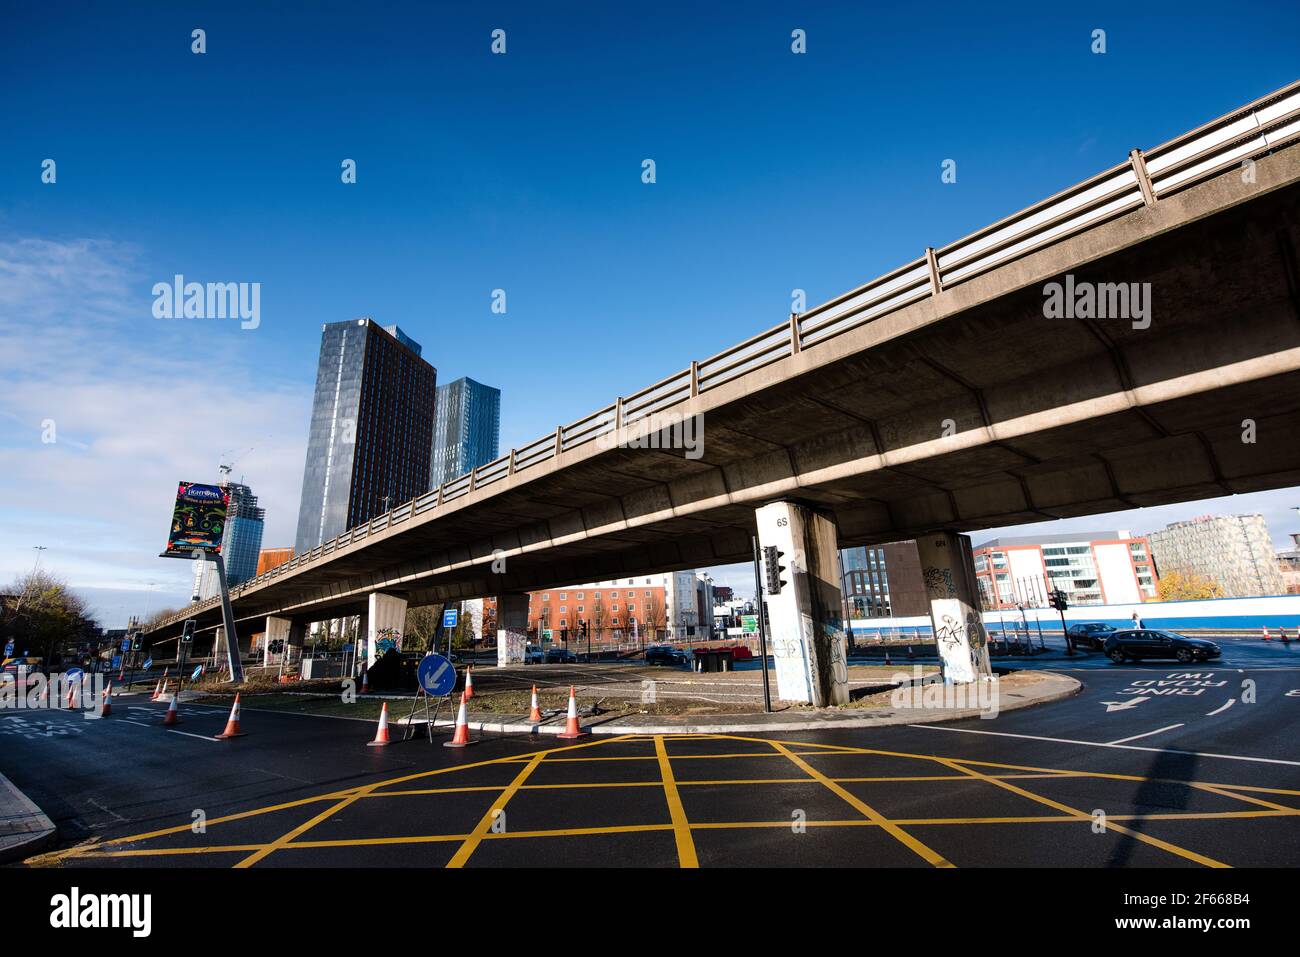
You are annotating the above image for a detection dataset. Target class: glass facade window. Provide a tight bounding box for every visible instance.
[430,377,502,488]
[294,320,436,556]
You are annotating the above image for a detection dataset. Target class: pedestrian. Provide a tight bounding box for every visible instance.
[1131,611,1146,630]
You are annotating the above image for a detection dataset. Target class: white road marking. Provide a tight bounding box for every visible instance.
[1107,724,1185,745]
[1206,699,1235,716]
[164,729,221,742]
[908,724,1300,767]
[1101,698,1150,712]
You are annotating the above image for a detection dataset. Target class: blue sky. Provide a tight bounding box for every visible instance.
[2,1,1299,624]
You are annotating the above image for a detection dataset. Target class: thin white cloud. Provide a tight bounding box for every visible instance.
[0,237,310,626]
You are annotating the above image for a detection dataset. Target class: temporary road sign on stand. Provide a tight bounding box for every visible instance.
[65,667,84,683]
[142,657,153,671]
[417,653,457,697]
[442,608,459,629]
[407,653,457,743]
[191,665,204,682]
[4,641,15,658]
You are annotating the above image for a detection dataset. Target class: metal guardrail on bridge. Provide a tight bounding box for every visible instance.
[155,80,1300,632]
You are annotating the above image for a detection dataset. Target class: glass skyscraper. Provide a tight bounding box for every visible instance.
[293,319,437,557]
[430,377,501,488]
[198,481,265,598]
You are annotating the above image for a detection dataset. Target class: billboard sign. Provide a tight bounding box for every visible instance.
[163,482,229,557]
[741,615,759,635]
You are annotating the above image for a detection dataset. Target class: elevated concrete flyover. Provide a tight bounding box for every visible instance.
[148,83,1300,700]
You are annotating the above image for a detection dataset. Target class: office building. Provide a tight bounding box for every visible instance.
[484,571,714,645]
[1148,514,1285,598]
[972,530,1157,609]
[840,541,929,618]
[1279,533,1300,595]
[430,377,501,488]
[198,481,265,598]
[294,319,437,556]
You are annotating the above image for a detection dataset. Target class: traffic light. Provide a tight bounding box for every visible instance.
[763,545,787,595]
[1049,589,1069,612]
[181,619,197,643]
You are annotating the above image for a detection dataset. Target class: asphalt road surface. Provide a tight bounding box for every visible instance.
[4,644,1297,868]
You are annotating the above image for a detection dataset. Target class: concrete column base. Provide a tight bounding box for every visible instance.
[497,593,529,666]
[264,616,291,667]
[366,593,408,669]
[755,501,848,706]
[916,531,993,684]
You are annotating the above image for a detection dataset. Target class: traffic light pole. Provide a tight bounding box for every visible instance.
[751,534,772,714]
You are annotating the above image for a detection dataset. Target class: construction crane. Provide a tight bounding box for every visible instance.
[217,446,255,483]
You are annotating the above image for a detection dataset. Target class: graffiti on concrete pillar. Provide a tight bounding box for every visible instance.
[922,565,956,600]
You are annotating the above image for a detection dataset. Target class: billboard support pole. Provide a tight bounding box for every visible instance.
[210,554,244,683]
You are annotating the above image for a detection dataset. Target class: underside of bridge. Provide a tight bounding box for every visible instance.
[148,146,1300,641]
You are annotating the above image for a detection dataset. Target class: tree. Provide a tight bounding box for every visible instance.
[140,606,182,632]
[404,605,440,650]
[1,570,96,664]
[1155,571,1224,602]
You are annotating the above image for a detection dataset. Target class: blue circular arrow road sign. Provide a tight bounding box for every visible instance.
[191,665,205,682]
[417,654,456,697]
[65,667,84,682]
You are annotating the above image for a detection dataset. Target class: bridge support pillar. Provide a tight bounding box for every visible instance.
[264,616,291,667]
[497,593,529,666]
[755,501,848,706]
[915,532,993,684]
[366,592,408,669]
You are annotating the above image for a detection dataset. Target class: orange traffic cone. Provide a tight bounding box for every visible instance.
[162,694,179,726]
[158,679,170,702]
[443,694,477,748]
[215,694,246,738]
[528,685,543,723]
[1263,627,1271,641]
[360,668,370,694]
[65,680,77,709]
[150,678,162,701]
[463,666,474,701]
[367,702,392,747]
[100,683,112,717]
[557,686,587,739]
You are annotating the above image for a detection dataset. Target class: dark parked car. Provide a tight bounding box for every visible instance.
[1102,630,1221,664]
[544,647,577,664]
[645,645,688,666]
[1066,622,1116,650]
[523,644,544,665]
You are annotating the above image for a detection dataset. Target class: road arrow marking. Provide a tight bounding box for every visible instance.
[1101,698,1150,712]
[1206,698,1235,716]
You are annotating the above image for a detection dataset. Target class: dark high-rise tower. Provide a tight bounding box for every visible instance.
[294,319,436,556]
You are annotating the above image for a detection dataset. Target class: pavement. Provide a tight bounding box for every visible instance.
[377,668,1078,734]
[0,769,56,864]
[3,637,1296,868]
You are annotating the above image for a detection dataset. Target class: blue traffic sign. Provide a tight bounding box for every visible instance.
[142,657,153,671]
[121,638,131,652]
[3,641,14,657]
[191,665,205,681]
[111,656,122,669]
[442,608,459,629]
[65,667,84,682]
[416,654,456,697]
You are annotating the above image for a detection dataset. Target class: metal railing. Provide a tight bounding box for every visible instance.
[154,80,1300,631]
